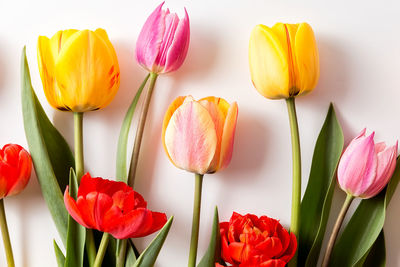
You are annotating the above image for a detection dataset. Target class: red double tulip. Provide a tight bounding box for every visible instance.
[0,144,32,199]
[218,212,297,267]
[64,173,167,239]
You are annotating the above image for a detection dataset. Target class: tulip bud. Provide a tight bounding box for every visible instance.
[38,29,120,112]
[337,129,398,199]
[162,96,238,174]
[0,144,32,199]
[249,23,319,99]
[136,2,190,74]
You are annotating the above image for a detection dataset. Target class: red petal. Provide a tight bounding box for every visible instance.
[260,259,286,267]
[274,225,290,258]
[229,242,245,263]
[94,192,113,230]
[64,187,90,228]
[279,233,297,262]
[78,173,132,198]
[76,192,98,229]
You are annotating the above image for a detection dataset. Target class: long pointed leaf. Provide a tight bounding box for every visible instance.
[21,47,74,246]
[198,207,221,267]
[116,74,150,182]
[54,240,65,267]
[362,231,385,267]
[299,104,344,266]
[64,169,86,267]
[330,158,400,266]
[132,216,173,267]
[125,240,137,266]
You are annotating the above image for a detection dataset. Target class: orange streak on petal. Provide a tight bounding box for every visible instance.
[217,102,238,171]
[162,96,186,166]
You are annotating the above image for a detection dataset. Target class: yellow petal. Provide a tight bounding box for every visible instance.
[164,101,217,174]
[217,101,238,171]
[198,97,227,172]
[162,96,186,166]
[37,35,64,109]
[249,24,290,99]
[294,23,320,95]
[54,30,119,112]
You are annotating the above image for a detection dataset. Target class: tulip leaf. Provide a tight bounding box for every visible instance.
[132,216,174,267]
[53,240,65,267]
[116,74,150,182]
[330,157,400,266]
[298,104,344,266]
[361,231,386,267]
[198,207,222,267]
[125,239,138,266]
[21,47,74,246]
[64,169,86,267]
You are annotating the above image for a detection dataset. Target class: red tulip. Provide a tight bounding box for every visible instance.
[219,212,297,267]
[64,173,167,239]
[0,144,32,199]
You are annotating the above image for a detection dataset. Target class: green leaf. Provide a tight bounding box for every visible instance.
[330,157,400,266]
[198,207,221,267]
[21,47,74,246]
[64,169,86,267]
[53,240,65,267]
[125,239,138,266]
[298,104,344,266]
[116,74,150,182]
[133,216,174,267]
[362,231,386,267]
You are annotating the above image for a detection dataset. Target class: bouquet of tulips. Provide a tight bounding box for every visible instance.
[0,2,398,267]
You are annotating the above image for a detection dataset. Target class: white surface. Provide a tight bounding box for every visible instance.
[1,0,400,266]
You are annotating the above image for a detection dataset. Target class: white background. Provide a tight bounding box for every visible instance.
[1,0,400,266]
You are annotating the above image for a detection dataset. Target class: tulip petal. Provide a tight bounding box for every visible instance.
[338,132,377,197]
[198,97,227,172]
[163,8,190,73]
[162,96,186,166]
[249,24,290,99]
[7,150,32,197]
[164,100,217,174]
[218,102,238,171]
[76,192,98,228]
[136,2,166,72]
[362,141,398,198]
[260,259,287,267]
[54,29,119,112]
[64,187,90,228]
[279,233,297,262]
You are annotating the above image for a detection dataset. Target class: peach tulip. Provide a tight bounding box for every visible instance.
[162,96,238,174]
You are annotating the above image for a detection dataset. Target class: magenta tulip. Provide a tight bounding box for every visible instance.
[135,2,190,74]
[337,128,398,199]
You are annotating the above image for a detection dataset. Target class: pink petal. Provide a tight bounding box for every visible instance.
[163,8,190,73]
[164,100,217,174]
[337,131,377,197]
[362,141,398,198]
[135,2,166,72]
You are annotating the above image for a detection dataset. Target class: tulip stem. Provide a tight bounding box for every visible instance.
[74,112,96,266]
[116,238,128,267]
[286,97,301,267]
[74,112,84,181]
[188,173,203,267]
[322,194,354,267]
[93,233,110,267]
[127,72,158,187]
[0,199,15,267]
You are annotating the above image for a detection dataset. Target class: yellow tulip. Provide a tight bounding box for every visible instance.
[249,23,319,99]
[37,29,120,112]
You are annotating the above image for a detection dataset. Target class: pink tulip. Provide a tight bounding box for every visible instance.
[135,2,190,74]
[162,96,238,174]
[337,129,398,199]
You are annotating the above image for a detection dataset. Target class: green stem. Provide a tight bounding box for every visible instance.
[128,72,158,187]
[188,173,203,267]
[116,239,127,267]
[0,199,14,267]
[74,112,96,266]
[74,112,84,181]
[93,233,110,267]
[321,194,354,267]
[286,97,301,267]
